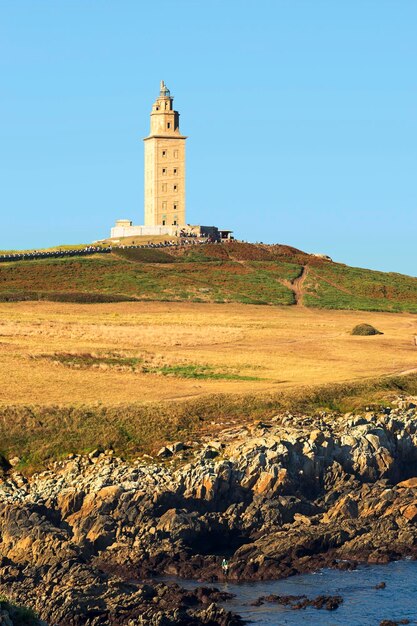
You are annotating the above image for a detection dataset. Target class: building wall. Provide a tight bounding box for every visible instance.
[110,224,178,239]
[144,140,156,224]
[144,137,186,226]
[144,83,186,227]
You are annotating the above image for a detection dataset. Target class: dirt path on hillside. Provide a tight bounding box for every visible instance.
[282,265,309,306]
[229,252,310,308]
[291,265,309,306]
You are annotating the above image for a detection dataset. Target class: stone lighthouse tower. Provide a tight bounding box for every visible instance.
[143,81,187,227]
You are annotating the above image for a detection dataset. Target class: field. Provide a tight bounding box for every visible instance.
[2,240,417,469]
[1,299,417,470]
[1,300,417,407]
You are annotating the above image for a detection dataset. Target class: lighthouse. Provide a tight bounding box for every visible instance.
[143,81,187,227]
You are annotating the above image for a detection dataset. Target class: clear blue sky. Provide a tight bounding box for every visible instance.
[1,1,416,274]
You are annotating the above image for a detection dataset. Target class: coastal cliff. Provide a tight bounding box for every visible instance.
[2,397,417,624]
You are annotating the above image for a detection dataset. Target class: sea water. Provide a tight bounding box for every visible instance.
[170,560,417,625]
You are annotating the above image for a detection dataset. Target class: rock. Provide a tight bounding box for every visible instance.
[375,581,386,589]
[253,471,276,495]
[397,477,417,488]
[402,504,417,523]
[256,421,272,430]
[309,430,325,446]
[57,489,85,518]
[201,448,219,460]
[167,442,185,454]
[157,447,173,458]
[1,397,417,622]
[310,595,343,610]
[252,594,343,611]
[206,441,225,451]
[322,496,358,523]
[88,448,102,459]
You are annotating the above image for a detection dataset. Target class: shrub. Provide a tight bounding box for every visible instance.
[0,291,137,303]
[0,596,39,625]
[351,323,383,336]
[114,248,174,263]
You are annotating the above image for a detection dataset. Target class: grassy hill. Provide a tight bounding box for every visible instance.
[1,241,417,313]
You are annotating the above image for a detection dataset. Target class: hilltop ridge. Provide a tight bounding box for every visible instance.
[0,240,416,313]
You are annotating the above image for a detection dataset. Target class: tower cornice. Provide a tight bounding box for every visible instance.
[143,134,187,141]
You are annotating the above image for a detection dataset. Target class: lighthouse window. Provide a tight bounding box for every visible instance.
[162,150,166,157]
[173,219,177,225]
[162,168,166,175]
[162,183,167,192]
[173,204,177,210]
[167,122,171,129]
[173,185,177,191]
[174,150,178,158]
[173,168,177,175]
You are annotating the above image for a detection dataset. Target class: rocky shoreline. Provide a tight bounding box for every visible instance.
[2,396,417,624]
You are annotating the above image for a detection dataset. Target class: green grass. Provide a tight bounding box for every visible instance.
[246,261,304,282]
[0,596,39,625]
[143,363,262,381]
[304,263,417,313]
[0,242,92,254]
[3,372,417,475]
[175,247,219,262]
[1,241,417,312]
[113,247,174,263]
[38,352,262,381]
[0,291,137,303]
[39,353,144,370]
[0,254,296,305]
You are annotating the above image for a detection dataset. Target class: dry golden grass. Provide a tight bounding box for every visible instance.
[0,301,417,406]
